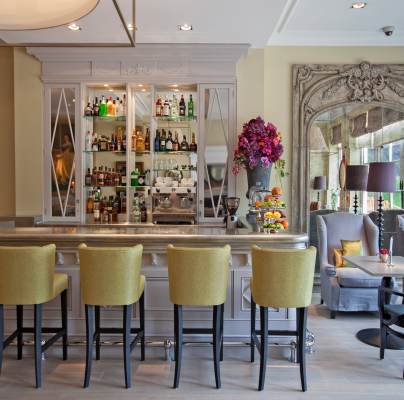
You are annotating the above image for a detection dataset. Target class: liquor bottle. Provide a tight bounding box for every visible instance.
[132,194,141,223]
[122,94,127,115]
[85,101,93,116]
[86,191,94,214]
[163,97,170,117]
[140,198,147,222]
[179,95,186,116]
[121,170,127,185]
[85,168,92,186]
[85,130,92,151]
[145,128,150,151]
[180,134,189,151]
[115,97,121,117]
[131,168,139,187]
[92,133,99,151]
[91,167,97,186]
[136,131,145,152]
[122,134,127,151]
[107,196,114,223]
[160,130,167,151]
[98,166,104,186]
[171,94,179,117]
[93,97,99,116]
[107,96,114,116]
[112,100,117,117]
[172,131,179,151]
[190,132,197,152]
[131,130,137,151]
[112,195,120,222]
[188,94,194,118]
[114,168,120,186]
[166,130,173,151]
[120,191,127,213]
[99,96,107,117]
[93,190,101,222]
[155,96,162,116]
[154,129,161,152]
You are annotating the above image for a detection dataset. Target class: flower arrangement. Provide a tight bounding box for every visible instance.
[379,248,389,255]
[232,117,285,175]
[379,247,389,263]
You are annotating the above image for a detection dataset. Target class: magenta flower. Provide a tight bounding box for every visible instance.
[232,117,285,174]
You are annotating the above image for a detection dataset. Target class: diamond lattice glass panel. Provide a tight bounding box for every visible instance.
[203,88,229,218]
[50,88,76,217]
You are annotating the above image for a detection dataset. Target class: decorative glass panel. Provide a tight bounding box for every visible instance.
[50,88,77,217]
[203,88,230,219]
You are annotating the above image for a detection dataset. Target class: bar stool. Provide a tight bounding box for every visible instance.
[250,245,316,392]
[79,244,145,389]
[167,244,231,389]
[0,244,68,388]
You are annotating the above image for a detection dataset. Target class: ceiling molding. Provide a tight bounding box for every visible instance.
[273,0,299,34]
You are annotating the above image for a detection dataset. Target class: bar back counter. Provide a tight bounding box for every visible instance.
[0,225,307,345]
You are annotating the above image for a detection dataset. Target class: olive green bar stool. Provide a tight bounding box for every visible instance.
[0,244,68,388]
[79,244,145,389]
[250,246,316,392]
[167,244,231,389]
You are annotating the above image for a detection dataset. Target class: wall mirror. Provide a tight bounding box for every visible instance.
[292,62,404,233]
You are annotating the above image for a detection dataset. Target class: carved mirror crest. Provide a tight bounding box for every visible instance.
[292,62,404,232]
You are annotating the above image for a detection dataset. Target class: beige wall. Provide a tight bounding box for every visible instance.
[13,48,43,216]
[236,46,404,218]
[0,48,15,216]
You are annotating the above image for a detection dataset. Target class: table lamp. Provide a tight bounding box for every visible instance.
[367,162,397,249]
[313,176,327,204]
[345,165,369,214]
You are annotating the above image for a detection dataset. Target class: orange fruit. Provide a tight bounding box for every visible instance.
[281,220,289,229]
[255,200,262,207]
[272,187,282,196]
[264,194,273,202]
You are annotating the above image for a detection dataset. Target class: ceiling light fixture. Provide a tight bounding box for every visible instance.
[0,0,98,30]
[178,24,193,31]
[171,84,179,88]
[137,84,143,87]
[173,89,179,92]
[103,84,109,87]
[68,23,81,31]
[141,89,146,92]
[108,89,113,92]
[351,2,367,9]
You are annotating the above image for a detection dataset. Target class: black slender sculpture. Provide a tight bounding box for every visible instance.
[345,165,369,214]
[367,162,397,249]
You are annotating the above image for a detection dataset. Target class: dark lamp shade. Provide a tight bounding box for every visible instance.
[345,165,369,191]
[367,162,397,193]
[313,176,327,190]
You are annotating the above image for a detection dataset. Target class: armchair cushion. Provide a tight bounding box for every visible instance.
[384,304,404,316]
[336,267,381,288]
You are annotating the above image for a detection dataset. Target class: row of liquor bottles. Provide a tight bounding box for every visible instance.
[84,129,196,153]
[84,94,127,117]
[86,189,148,224]
[85,166,152,188]
[155,94,194,118]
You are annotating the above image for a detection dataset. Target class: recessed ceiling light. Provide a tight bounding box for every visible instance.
[351,2,367,9]
[141,88,146,92]
[103,84,109,87]
[128,23,134,31]
[137,84,143,87]
[68,23,81,31]
[171,84,179,88]
[108,88,113,92]
[173,88,179,92]
[178,24,192,31]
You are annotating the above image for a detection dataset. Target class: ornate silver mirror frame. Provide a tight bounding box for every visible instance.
[291,62,404,232]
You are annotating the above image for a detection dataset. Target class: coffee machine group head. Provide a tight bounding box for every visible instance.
[224,197,240,230]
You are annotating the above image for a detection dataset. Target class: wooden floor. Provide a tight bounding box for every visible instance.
[0,304,402,400]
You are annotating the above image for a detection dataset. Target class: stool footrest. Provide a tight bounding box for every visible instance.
[3,329,18,349]
[92,327,144,355]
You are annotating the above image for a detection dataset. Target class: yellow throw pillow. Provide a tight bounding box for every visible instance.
[341,240,363,260]
[334,248,345,267]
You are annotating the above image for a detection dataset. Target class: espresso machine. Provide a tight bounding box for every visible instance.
[224,197,240,230]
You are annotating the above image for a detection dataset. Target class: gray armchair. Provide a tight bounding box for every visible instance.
[317,212,381,318]
[396,215,404,257]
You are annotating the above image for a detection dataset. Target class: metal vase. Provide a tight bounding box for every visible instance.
[246,164,272,191]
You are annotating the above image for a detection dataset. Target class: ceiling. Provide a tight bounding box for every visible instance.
[0,0,403,48]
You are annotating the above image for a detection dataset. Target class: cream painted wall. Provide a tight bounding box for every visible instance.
[13,48,43,216]
[0,48,15,216]
[263,46,404,220]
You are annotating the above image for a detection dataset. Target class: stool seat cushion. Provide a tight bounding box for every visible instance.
[336,267,381,288]
[53,273,69,297]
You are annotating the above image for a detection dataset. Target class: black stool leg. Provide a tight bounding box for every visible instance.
[16,305,23,360]
[95,306,101,361]
[139,292,145,361]
[220,304,224,362]
[61,290,68,360]
[83,304,94,388]
[123,304,132,389]
[258,306,268,391]
[173,304,183,389]
[213,305,222,389]
[0,304,3,375]
[250,296,256,363]
[34,304,42,388]
[297,307,308,392]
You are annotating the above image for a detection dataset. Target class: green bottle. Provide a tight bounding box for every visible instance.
[131,168,139,187]
[187,94,194,118]
[99,96,107,117]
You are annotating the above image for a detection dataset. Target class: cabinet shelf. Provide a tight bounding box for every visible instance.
[83,150,126,154]
[84,185,126,189]
[154,151,196,155]
[84,115,126,122]
[153,168,196,172]
[154,116,197,122]
[131,151,151,155]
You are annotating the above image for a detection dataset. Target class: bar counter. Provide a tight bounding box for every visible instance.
[0,224,308,342]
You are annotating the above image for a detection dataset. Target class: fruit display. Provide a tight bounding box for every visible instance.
[250,187,288,233]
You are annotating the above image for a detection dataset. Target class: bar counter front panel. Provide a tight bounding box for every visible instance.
[0,226,308,341]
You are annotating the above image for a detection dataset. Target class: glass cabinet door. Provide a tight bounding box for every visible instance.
[44,85,81,221]
[198,84,236,222]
